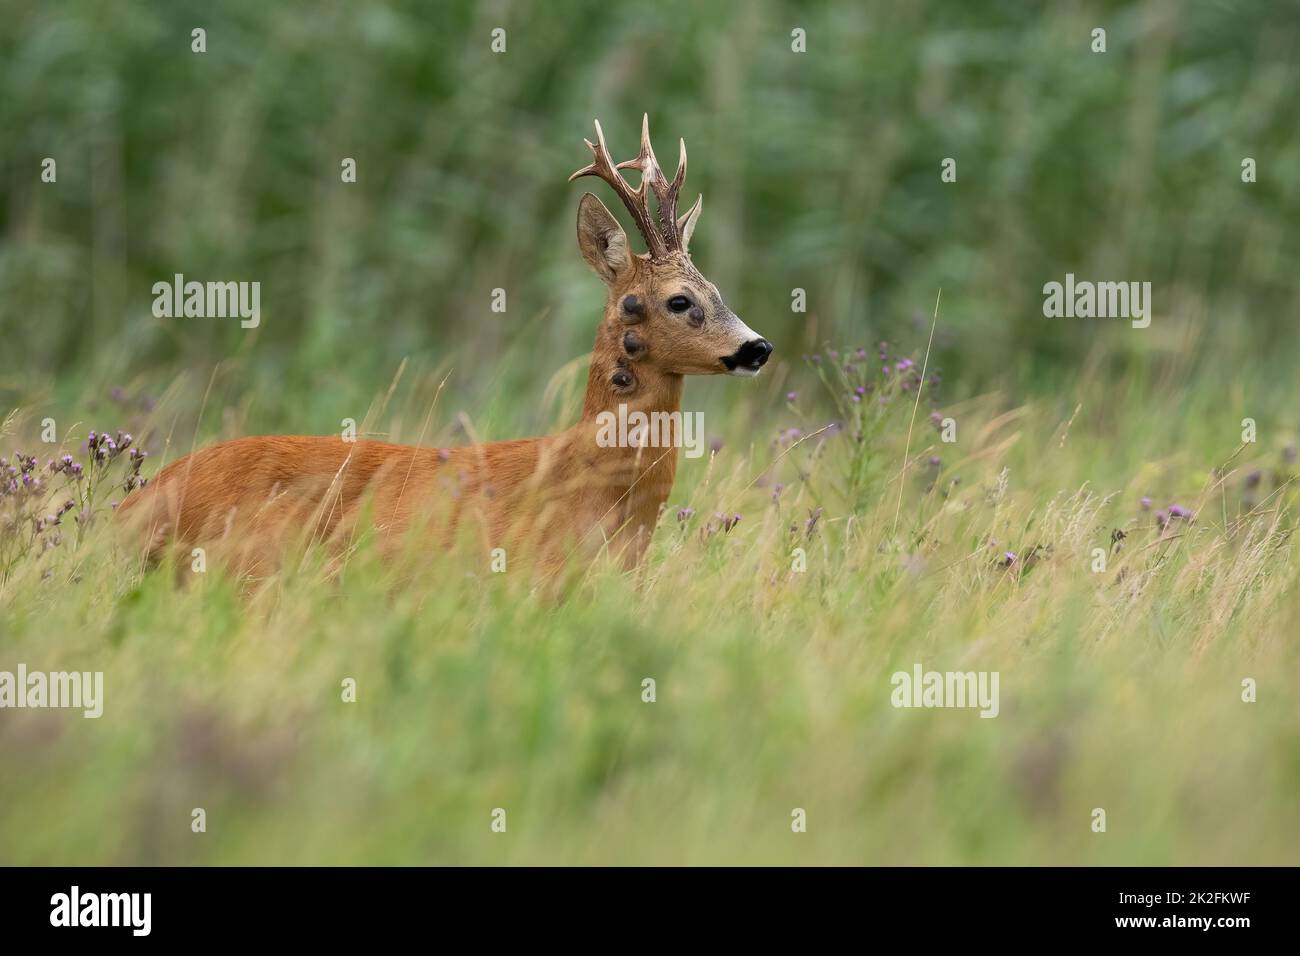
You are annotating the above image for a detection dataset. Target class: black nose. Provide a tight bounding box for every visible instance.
[734,338,773,369]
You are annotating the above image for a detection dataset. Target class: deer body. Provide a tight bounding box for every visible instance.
[117,116,771,579]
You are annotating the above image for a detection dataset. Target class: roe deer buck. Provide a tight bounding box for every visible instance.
[117,115,772,579]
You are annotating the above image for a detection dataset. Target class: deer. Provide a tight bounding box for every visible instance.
[116,115,772,581]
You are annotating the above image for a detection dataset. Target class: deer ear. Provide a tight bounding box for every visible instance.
[577,193,632,285]
[677,194,702,253]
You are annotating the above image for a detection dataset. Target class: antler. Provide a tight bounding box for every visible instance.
[569,113,689,259]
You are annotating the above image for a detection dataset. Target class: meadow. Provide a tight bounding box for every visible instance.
[1,0,1298,864]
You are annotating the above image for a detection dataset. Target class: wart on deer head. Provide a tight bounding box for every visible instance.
[117,116,772,581]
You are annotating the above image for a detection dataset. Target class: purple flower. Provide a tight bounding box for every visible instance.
[1140,496,1151,510]
[786,391,798,403]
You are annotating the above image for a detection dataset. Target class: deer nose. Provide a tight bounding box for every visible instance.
[723,337,773,375]
[735,338,773,368]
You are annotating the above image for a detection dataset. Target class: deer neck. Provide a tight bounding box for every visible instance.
[569,318,684,523]
[578,322,684,425]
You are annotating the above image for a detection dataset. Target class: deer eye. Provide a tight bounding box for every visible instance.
[667,295,692,313]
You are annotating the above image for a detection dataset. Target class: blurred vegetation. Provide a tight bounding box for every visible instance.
[3,354,1298,865]
[2,1,1300,865]
[2,0,1299,439]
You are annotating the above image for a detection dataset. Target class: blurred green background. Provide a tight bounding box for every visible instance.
[3,0,1300,868]
[3,0,1298,438]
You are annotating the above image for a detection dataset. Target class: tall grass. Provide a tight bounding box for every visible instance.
[1,344,1295,864]
[1,0,1298,865]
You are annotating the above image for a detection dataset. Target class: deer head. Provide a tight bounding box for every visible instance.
[570,115,773,379]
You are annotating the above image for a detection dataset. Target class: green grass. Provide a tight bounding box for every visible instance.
[2,0,1299,865]
[1,351,1296,865]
